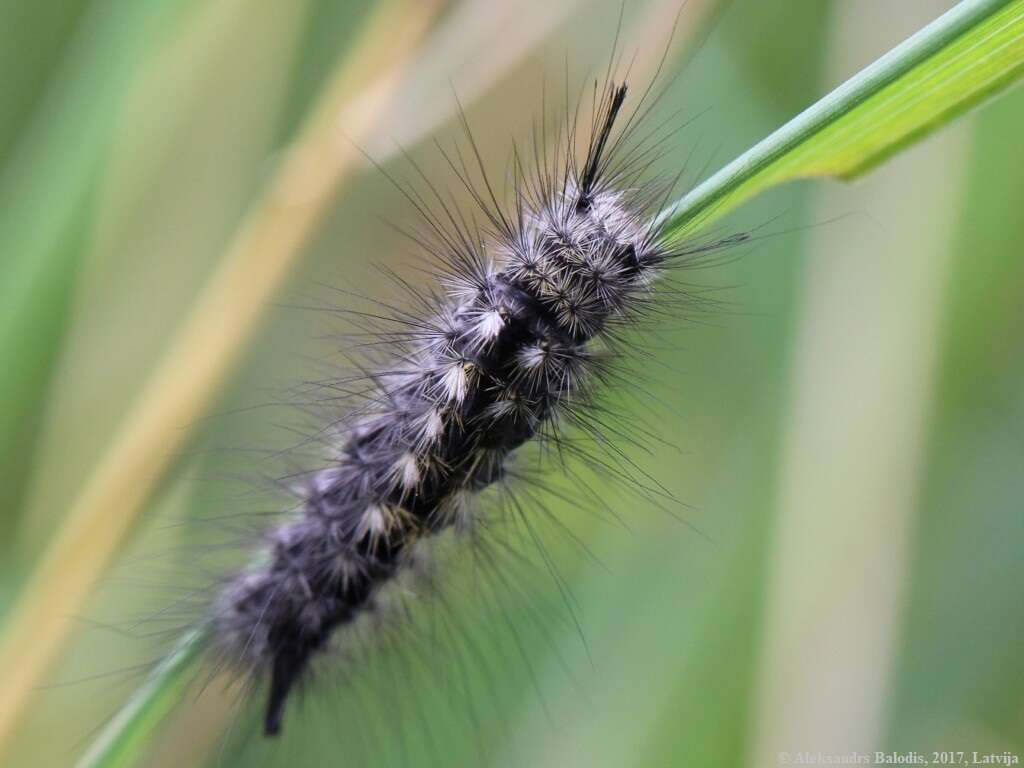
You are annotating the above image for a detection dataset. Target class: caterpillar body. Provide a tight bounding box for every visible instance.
[214,79,739,736]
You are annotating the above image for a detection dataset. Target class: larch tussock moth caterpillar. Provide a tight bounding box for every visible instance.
[213,71,744,737]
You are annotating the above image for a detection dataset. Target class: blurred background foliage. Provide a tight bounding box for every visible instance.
[1,0,1022,766]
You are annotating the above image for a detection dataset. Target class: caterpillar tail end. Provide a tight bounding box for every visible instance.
[264,646,308,736]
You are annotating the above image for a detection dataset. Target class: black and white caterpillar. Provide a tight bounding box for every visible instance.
[214,80,740,736]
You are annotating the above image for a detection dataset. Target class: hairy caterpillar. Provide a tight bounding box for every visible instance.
[211,67,743,738]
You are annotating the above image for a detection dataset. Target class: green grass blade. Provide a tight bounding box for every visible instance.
[74,629,207,768]
[663,0,1024,237]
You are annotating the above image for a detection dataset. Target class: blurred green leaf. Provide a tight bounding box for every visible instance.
[663,0,1024,236]
[0,1,91,162]
[0,0,187,551]
[884,84,1024,756]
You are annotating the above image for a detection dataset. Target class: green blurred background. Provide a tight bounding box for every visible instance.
[2,0,1022,765]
